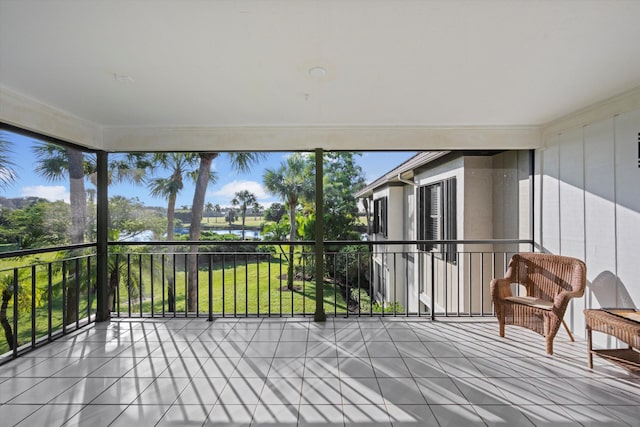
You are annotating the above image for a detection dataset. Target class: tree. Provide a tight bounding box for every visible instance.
[205,202,214,223]
[231,190,257,240]
[0,136,17,190]
[33,143,87,325]
[34,143,151,323]
[186,152,264,311]
[264,202,286,222]
[320,152,366,240]
[263,154,314,290]
[213,204,222,222]
[108,196,165,240]
[147,153,199,242]
[147,153,200,312]
[252,202,263,220]
[226,208,237,225]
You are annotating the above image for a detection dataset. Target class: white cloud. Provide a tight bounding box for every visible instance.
[209,180,270,201]
[21,185,70,203]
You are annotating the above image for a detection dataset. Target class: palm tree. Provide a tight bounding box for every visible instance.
[148,153,200,241]
[205,202,214,224]
[231,190,257,240]
[213,204,221,222]
[263,154,314,290]
[147,153,200,312]
[252,202,263,220]
[186,152,264,311]
[34,143,151,323]
[0,136,17,190]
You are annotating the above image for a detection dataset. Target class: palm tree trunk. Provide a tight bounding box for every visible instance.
[65,147,86,326]
[166,192,177,312]
[241,207,246,240]
[1,290,14,350]
[288,203,296,290]
[187,153,217,312]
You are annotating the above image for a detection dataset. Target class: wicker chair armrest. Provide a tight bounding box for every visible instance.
[490,278,513,300]
[553,289,582,309]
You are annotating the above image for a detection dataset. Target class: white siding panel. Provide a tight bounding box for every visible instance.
[584,118,617,309]
[614,110,640,308]
[558,128,585,260]
[534,149,543,250]
[518,150,531,249]
[558,128,585,332]
[542,141,560,254]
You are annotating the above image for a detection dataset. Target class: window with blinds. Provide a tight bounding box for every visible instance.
[373,197,388,237]
[418,177,457,262]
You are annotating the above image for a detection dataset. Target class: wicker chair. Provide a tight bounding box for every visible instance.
[491,253,586,355]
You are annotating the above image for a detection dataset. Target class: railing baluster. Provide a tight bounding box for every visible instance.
[256,254,260,317]
[48,263,53,342]
[480,252,484,317]
[75,257,80,328]
[184,253,188,317]
[404,252,409,317]
[87,257,92,321]
[279,254,282,318]
[268,255,271,317]
[245,253,249,317]
[357,252,361,317]
[456,252,461,317]
[369,250,373,317]
[430,252,435,321]
[468,252,473,317]
[333,253,337,317]
[208,254,213,322]
[233,254,237,318]
[196,254,200,317]
[12,268,18,356]
[222,254,226,317]
[150,255,154,317]
[127,254,132,318]
[393,252,396,317]
[115,254,120,318]
[139,254,143,318]
[31,265,36,349]
[161,254,166,317]
[62,260,67,333]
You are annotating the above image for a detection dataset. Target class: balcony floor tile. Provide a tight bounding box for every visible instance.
[1,317,638,426]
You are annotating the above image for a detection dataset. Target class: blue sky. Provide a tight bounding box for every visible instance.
[1,130,415,209]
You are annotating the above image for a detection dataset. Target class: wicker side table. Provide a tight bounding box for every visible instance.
[584,309,640,372]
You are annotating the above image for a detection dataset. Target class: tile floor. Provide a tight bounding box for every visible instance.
[0,317,639,426]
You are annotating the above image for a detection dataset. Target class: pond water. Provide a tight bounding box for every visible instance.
[174,227,261,239]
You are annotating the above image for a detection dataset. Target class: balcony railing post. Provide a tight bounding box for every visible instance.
[314,148,326,322]
[95,150,110,322]
[430,252,435,321]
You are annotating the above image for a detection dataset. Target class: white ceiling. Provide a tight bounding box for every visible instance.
[1,0,640,150]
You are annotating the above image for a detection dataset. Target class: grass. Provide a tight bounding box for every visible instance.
[0,261,96,355]
[201,216,264,228]
[1,252,396,356]
[116,257,349,317]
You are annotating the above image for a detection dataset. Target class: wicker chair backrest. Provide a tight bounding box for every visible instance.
[511,253,586,302]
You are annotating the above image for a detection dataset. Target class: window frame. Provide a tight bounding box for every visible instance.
[373,196,388,237]
[417,177,457,262]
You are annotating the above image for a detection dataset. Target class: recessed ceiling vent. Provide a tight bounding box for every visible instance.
[113,73,134,83]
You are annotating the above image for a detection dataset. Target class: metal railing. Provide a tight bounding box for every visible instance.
[0,238,533,363]
[0,244,97,363]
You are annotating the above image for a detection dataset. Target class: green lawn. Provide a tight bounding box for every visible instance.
[1,254,380,356]
[201,216,264,228]
[0,260,96,355]
[116,258,349,317]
